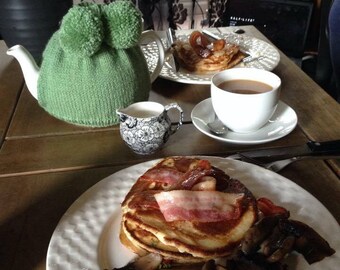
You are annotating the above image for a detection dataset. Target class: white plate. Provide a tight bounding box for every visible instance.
[46,157,339,270]
[142,31,280,84]
[191,98,297,145]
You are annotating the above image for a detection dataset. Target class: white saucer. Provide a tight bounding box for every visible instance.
[191,98,298,145]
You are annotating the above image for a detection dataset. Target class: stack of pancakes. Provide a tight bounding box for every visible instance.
[120,157,258,263]
[172,33,246,74]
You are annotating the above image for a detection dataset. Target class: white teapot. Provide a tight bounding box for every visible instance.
[7,2,165,127]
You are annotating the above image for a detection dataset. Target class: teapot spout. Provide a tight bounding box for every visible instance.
[7,45,40,99]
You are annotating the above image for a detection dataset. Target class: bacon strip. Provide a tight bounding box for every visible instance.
[128,190,160,210]
[154,190,244,222]
[140,167,184,184]
[140,159,213,189]
[173,168,214,190]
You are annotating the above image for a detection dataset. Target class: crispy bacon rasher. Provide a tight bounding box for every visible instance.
[118,157,335,270]
[173,31,245,73]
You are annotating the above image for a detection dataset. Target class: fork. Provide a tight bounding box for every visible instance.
[242,53,264,63]
[202,29,264,63]
[234,154,339,172]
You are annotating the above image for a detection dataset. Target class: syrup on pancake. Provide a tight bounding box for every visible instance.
[172,31,246,73]
[120,157,258,263]
[117,157,335,270]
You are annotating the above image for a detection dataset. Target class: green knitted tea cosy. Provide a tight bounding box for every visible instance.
[37,1,151,127]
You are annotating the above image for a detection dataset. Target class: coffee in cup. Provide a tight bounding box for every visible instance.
[211,68,281,133]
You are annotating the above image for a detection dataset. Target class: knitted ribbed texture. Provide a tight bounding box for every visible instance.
[37,1,150,127]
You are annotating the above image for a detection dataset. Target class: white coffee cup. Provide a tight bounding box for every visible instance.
[211,68,281,133]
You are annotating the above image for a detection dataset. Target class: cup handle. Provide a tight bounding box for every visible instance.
[140,30,165,83]
[164,103,183,135]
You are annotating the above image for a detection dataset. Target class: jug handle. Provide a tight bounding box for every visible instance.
[164,103,184,135]
[140,30,165,83]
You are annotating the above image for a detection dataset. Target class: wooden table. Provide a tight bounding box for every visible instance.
[0,26,339,270]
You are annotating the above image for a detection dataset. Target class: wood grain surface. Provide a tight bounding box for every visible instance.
[0,26,339,270]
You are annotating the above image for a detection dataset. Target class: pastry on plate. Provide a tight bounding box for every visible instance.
[172,31,246,73]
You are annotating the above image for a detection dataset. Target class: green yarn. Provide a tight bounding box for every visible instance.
[37,1,151,127]
[103,1,142,49]
[59,4,103,56]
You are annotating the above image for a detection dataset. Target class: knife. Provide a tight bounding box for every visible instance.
[227,140,340,163]
[166,28,180,72]
[202,29,261,63]
[202,29,222,41]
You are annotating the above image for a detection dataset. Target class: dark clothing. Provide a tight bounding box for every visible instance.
[329,0,340,101]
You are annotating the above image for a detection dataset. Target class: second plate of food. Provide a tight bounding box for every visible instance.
[142,29,280,84]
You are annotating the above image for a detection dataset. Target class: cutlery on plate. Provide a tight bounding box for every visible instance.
[202,29,263,63]
[227,140,340,172]
[242,53,264,63]
[233,155,302,172]
[165,27,180,72]
[202,29,223,41]
[192,116,228,135]
[218,27,245,35]
[207,114,228,135]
